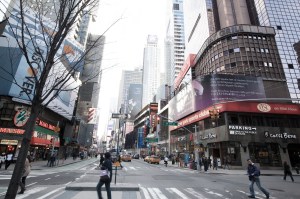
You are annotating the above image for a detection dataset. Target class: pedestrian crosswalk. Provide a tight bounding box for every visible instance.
[139,186,277,199]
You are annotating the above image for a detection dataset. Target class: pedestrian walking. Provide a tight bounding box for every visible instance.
[247,159,270,199]
[5,152,13,170]
[283,161,294,182]
[198,157,202,171]
[18,155,31,194]
[223,156,230,170]
[213,157,218,170]
[49,154,56,167]
[208,157,212,169]
[203,157,209,172]
[97,152,112,199]
[99,154,104,166]
[0,153,6,169]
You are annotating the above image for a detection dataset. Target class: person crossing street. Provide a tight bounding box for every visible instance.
[247,159,270,199]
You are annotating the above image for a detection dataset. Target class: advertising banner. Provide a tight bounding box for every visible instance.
[137,127,145,148]
[169,74,266,121]
[2,3,84,119]
[126,84,142,120]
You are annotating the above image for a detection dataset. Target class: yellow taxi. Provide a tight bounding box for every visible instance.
[148,155,160,164]
[121,154,132,162]
[144,155,151,163]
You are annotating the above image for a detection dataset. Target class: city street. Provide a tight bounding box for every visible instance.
[0,158,299,198]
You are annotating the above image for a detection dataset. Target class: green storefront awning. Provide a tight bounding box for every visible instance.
[35,125,58,137]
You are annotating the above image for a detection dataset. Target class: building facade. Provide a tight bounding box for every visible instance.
[165,0,300,169]
[142,35,160,107]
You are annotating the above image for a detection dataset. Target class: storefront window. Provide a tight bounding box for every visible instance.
[219,141,242,166]
[248,142,282,167]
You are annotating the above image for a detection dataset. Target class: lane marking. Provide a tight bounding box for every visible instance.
[185,188,207,199]
[129,167,136,170]
[16,187,47,199]
[148,188,160,199]
[204,188,223,197]
[166,188,190,199]
[35,187,65,199]
[55,175,60,177]
[44,178,51,181]
[152,188,168,199]
[27,182,37,186]
[140,186,151,199]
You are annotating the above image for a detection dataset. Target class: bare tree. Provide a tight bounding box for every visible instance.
[0,0,120,198]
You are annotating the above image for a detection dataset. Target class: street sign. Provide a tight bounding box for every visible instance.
[112,113,122,118]
[146,137,158,143]
[163,121,178,126]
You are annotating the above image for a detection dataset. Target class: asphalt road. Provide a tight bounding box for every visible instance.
[118,159,299,199]
[0,158,99,199]
[0,158,299,199]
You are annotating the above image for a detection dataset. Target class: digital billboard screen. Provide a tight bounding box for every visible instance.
[169,74,266,121]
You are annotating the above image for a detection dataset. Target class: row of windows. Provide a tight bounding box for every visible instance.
[228,114,300,128]
[205,47,271,65]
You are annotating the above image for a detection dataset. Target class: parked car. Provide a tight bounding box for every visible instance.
[144,155,151,162]
[121,154,132,162]
[148,155,160,164]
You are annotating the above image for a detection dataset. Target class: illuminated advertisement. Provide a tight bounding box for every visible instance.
[169,74,266,121]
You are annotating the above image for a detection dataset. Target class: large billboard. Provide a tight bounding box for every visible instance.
[169,74,266,121]
[0,3,84,119]
[126,84,142,120]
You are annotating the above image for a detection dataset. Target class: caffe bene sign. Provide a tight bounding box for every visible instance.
[264,131,296,139]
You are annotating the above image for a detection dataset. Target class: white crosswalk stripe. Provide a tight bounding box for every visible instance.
[166,188,190,199]
[184,188,208,199]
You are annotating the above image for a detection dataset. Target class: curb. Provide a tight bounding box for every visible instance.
[65,183,140,192]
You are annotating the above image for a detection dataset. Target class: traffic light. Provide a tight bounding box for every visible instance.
[209,108,220,119]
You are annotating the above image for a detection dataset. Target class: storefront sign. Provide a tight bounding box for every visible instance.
[229,125,257,135]
[36,119,56,131]
[0,139,18,145]
[264,131,297,139]
[177,136,186,141]
[14,109,30,127]
[0,128,25,134]
[199,133,217,140]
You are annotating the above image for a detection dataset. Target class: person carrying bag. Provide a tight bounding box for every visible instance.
[97,152,112,199]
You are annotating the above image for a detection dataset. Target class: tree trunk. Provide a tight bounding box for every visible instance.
[5,102,41,199]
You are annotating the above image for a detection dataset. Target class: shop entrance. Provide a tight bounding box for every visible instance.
[288,143,300,167]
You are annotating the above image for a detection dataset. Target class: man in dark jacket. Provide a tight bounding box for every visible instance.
[247,159,270,198]
[97,152,112,199]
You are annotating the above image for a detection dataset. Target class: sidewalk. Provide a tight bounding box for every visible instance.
[164,160,300,176]
[0,156,96,174]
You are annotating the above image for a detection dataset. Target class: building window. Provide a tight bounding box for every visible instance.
[276,26,282,30]
[173,3,179,10]
[288,64,294,69]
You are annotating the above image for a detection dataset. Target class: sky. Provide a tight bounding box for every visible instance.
[90,0,168,139]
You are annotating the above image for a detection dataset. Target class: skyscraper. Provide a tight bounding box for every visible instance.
[253,0,300,100]
[165,0,187,90]
[142,35,160,107]
[183,0,291,100]
[117,68,143,116]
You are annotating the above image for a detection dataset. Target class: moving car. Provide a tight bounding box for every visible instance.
[121,154,132,162]
[148,155,160,164]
